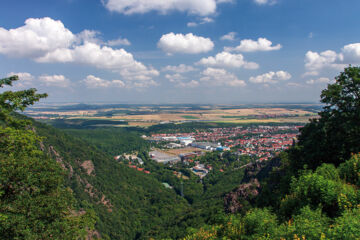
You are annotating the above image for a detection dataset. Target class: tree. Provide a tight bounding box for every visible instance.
[296,66,360,169]
[0,76,95,239]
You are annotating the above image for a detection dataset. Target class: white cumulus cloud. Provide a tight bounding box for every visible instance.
[7,72,71,88]
[220,32,236,41]
[158,33,214,54]
[197,51,259,69]
[162,64,197,73]
[304,50,344,74]
[200,67,246,87]
[37,42,159,82]
[106,37,131,46]
[82,75,125,88]
[249,71,291,84]
[225,37,282,52]
[0,17,158,84]
[253,0,277,5]
[341,43,360,63]
[165,73,199,88]
[306,77,331,85]
[103,0,229,16]
[187,22,198,27]
[38,75,71,87]
[303,43,360,76]
[0,17,75,58]
[7,72,35,88]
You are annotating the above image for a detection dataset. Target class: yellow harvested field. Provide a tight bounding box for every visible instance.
[162,147,205,156]
[105,108,316,123]
[127,122,158,127]
[29,105,320,126]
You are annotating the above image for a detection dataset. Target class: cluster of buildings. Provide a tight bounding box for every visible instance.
[149,125,302,161]
[114,154,150,174]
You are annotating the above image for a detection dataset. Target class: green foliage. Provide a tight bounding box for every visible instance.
[64,128,149,156]
[296,66,360,169]
[242,208,278,239]
[0,75,47,128]
[185,67,360,240]
[280,164,359,218]
[328,207,360,240]
[0,76,93,239]
[338,154,360,186]
[277,206,330,240]
[33,120,193,239]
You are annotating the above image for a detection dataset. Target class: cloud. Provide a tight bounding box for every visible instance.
[303,43,360,75]
[38,75,71,87]
[304,50,344,75]
[158,33,214,54]
[187,22,198,27]
[103,0,232,16]
[82,75,125,88]
[0,17,158,84]
[0,17,75,58]
[287,82,301,87]
[341,43,360,63]
[37,42,159,81]
[249,71,291,84]
[7,72,71,88]
[200,67,246,87]
[76,30,102,44]
[306,77,331,85]
[7,72,34,82]
[197,51,259,69]
[188,17,214,27]
[220,32,236,41]
[165,73,186,82]
[225,38,282,52]
[162,64,197,73]
[106,37,131,46]
[7,72,35,88]
[165,73,199,88]
[177,80,200,88]
[253,0,277,5]
[302,71,319,77]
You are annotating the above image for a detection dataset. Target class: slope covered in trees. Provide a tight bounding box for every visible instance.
[0,76,95,239]
[0,75,191,239]
[185,66,360,239]
[1,66,359,239]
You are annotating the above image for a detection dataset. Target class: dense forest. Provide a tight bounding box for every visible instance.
[0,66,359,239]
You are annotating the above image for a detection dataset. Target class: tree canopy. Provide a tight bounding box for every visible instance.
[0,76,95,239]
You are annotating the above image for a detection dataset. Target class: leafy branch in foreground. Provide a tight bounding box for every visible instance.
[0,76,95,239]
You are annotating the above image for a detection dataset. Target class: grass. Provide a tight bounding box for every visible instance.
[181,115,200,120]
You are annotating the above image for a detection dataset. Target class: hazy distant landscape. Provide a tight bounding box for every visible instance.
[25,103,321,128]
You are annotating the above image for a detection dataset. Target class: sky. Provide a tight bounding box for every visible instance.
[0,0,360,104]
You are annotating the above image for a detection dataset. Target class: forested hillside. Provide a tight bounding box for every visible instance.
[1,67,359,240]
[184,66,360,239]
[0,76,189,239]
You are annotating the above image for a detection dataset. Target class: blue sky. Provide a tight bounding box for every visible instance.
[1,0,360,103]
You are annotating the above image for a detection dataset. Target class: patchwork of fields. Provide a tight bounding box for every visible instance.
[26,104,321,127]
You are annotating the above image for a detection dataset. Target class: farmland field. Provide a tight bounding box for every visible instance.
[26,103,321,127]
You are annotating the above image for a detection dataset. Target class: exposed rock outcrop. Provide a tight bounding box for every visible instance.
[224,178,260,214]
[81,160,95,176]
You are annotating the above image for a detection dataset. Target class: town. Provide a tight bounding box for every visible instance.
[117,124,303,178]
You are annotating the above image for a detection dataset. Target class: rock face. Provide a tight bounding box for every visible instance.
[81,160,95,176]
[224,178,260,214]
[224,157,282,214]
[47,145,74,178]
[45,145,112,213]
